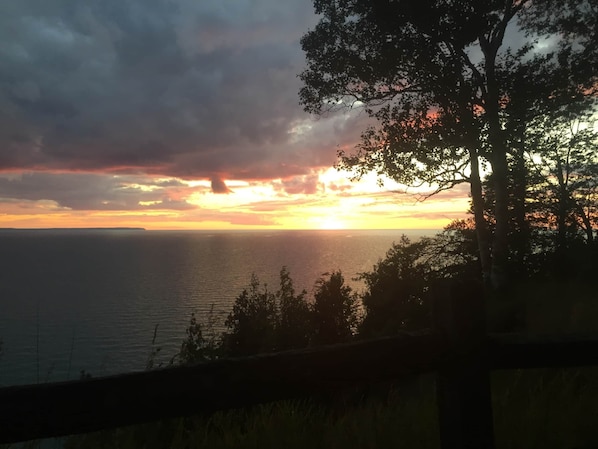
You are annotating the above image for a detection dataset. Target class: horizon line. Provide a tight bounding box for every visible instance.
[0,226,444,232]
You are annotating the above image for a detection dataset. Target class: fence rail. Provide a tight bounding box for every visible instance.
[2,282,597,447]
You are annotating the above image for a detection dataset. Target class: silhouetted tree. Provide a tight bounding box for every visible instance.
[359,226,480,337]
[527,109,598,248]
[311,271,358,345]
[219,268,315,355]
[179,310,221,364]
[276,266,312,350]
[223,274,278,356]
[359,236,430,337]
[421,220,481,279]
[300,0,598,288]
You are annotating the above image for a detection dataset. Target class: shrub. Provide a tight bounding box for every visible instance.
[179,307,221,364]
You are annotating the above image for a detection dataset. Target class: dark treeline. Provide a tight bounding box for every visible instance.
[175,214,598,366]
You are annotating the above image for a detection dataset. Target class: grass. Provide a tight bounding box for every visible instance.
[492,367,598,449]
[8,367,594,449]
[59,376,439,449]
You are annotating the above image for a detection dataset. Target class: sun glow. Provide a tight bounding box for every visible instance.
[317,217,346,230]
[0,166,470,230]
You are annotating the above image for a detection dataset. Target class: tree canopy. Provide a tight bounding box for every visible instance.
[300,0,598,287]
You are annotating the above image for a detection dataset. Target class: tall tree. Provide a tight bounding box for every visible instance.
[527,108,598,248]
[300,0,598,288]
[311,271,358,345]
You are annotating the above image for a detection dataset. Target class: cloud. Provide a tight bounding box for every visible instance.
[0,0,335,183]
[159,208,279,227]
[327,182,353,192]
[245,197,310,213]
[0,172,197,210]
[210,176,231,194]
[273,174,322,195]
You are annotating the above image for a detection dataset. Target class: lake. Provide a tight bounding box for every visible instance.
[0,229,436,386]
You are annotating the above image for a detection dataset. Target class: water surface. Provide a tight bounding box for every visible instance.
[0,229,435,386]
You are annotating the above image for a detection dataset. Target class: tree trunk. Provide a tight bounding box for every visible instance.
[490,150,510,290]
[481,43,510,290]
[575,202,594,244]
[555,157,568,253]
[469,146,492,285]
[512,134,529,275]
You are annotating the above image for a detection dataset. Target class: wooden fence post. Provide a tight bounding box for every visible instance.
[433,280,494,449]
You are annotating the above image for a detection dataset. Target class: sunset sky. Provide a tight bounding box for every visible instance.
[0,0,471,230]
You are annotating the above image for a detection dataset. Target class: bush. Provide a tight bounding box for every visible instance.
[179,307,221,364]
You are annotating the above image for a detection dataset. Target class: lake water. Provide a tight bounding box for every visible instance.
[0,229,436,387]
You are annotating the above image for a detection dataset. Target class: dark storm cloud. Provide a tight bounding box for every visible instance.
[0,172,197,210]
[0,0,326,180]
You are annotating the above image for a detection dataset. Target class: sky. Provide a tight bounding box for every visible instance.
[0,0,471,230]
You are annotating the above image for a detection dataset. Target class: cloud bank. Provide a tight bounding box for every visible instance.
[0,0,366,182]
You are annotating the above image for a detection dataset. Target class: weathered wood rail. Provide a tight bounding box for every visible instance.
[2,281,598,447]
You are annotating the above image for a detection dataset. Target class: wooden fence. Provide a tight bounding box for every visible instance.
[2,281,598,448]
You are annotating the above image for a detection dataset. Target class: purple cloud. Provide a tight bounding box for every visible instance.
[0,0,333,184]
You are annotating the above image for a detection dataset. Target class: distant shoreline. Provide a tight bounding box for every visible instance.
[0,228,443,237]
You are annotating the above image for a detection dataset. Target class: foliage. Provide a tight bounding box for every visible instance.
[275,267,312,350]
[359,227,482,337]
[477,101,598,281]
[421,220,481,279]
[178,306,222,364]
[222,273,279,356]
[359,236,431,337]
[221,268,360,353]
[300,0,485,188]
[311,271,359,345]
[527,109,598,246]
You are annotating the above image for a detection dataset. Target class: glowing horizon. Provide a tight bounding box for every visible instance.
[0,167,471,231]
